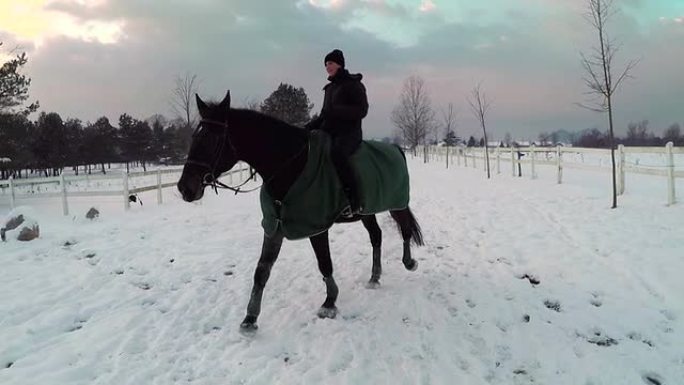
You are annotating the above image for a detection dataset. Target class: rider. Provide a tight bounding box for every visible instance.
[305,49,369,216]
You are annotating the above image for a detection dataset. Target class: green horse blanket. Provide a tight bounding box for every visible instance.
[260,130,410,240]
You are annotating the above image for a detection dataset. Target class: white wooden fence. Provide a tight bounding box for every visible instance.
[0,162,253,215]
[418,142,684,206]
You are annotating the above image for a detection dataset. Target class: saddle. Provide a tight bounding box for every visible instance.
[260,130,410,240]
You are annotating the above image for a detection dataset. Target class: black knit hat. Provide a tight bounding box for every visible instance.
[324,49,345,68]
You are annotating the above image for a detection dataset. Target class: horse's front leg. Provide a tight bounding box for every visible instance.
[240,230,284,331]
[310,231,339,319]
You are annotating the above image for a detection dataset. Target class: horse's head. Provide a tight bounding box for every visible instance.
[177,91,239,202]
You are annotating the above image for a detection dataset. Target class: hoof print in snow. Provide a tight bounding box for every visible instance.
[224,271,234,276]
[135,282,151,290]
[63,240,77,247]
[68,319,87,332]
[660,309,676,321]
[590,299,602,307]
[169,259,175,263]
[5,362,13,369]
[588,332,618,347]
[544,300,561,312]
[466,299,476,308]
[642,372,664,385]
[628,332,655,348]
[518,273,540,286]
[84,253,96,259]
[513,369,527,375]
[284,356,290,363]
[113,269,124,275]
[523,314,531,323]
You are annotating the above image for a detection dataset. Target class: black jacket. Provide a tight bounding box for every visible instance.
[306,69,368,137]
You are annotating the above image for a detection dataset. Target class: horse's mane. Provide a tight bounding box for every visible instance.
[230,108,306,134]
[204,101,305,134]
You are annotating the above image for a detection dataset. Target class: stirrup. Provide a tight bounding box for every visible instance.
[340,206,354,218]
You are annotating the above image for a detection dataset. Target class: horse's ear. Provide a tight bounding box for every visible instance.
[196,94,208,115]
[219,90,231,109]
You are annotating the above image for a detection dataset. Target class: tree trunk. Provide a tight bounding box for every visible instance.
[607,95,617,209]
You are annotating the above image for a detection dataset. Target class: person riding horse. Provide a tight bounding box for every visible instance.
[305,49,368,217]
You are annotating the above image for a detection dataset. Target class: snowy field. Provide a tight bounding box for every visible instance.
[1,157,683,385]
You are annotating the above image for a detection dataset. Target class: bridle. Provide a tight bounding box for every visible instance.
[185,118,307,195]
[186,118,259,195]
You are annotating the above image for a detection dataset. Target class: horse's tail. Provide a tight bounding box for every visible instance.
[406,207,424,246]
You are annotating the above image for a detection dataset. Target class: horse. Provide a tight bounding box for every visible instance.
[177,91,424,331]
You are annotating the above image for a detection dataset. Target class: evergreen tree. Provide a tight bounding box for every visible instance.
[0,42,39,115]
[260,83,313,126]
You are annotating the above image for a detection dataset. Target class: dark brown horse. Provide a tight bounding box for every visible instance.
[177,91,423,331]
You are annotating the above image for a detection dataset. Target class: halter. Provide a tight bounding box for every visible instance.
[186,118,307,196]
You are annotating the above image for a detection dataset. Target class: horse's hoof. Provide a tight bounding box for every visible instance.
[239,321,258,334]
[366,280,381,289]
[404,259,418,271]
[317,306,338,319]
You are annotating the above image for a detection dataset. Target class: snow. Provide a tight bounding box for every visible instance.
[1,157,683,385]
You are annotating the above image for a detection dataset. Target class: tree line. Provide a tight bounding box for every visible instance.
[0,41,316,180]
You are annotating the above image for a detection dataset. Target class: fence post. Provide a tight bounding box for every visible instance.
[617,144,625,195]
[60,172,69,216]
[123,170,130,211]
[472,150,477,169]
[530,144,537,179]
[666,141,675,205]
[556,145,563,184]
[464,149,468,167]
[157,168,163,205]
[511,147,515,177]
[9,176,16,210]
[494,147,499,174]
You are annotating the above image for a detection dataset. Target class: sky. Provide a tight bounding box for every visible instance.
[0,0,682,140]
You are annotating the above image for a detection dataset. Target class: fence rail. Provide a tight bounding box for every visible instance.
[0,162,253,215]
[418,142,682,206]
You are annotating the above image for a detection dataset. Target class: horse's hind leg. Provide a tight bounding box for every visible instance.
[390,208,424,271]
[240,230,284,332]
[361,215,382,289]
[310,231,339,319]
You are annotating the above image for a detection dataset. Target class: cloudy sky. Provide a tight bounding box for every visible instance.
[1,0,682,140]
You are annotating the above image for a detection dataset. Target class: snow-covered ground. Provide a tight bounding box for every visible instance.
[1,157,683,385]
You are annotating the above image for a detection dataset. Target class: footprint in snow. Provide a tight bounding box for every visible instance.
[518,273,540,286]
[641,372,664,385]
[544,300,561,312]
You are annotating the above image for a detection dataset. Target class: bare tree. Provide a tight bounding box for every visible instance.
[391,75,435,160]
[503,132,512,147]
[467,82,493,179]
[441,103,457,168]
[664,123,681,144]
[579,0,639,208]
[171,73,200,129]
[241,96,261,111]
